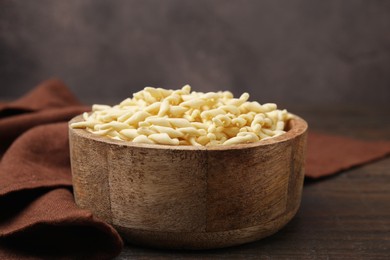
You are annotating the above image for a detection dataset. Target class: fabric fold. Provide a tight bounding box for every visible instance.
[0,188,123,260]
[0,79,123,260]
[306,132,390,178]
[0,79,82,114]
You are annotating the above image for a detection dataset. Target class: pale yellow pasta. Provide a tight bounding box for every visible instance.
[167,118,193,128]
[169,106,188,117]
[276,121,285,131]
[71,85,293,146]
[137,127,156,136]
[200,108,226,120]
[124,111,151,125]
[176,127,201,136]
[158,99,170,117]
[148,133,179,145]
[222,126,240,138]
[92,104,111,111]
[252,124,262,133]
[98,122,129,131]
[144,102,161,114]
[120,129,139,139]
[231,117,247,128]
[191,122,208,129]
[70,121,97,128]
[150,125,184,138]
[189,137,202,146]
[180,98,205,108]
[132,135,155,144]
[145,117,171,127]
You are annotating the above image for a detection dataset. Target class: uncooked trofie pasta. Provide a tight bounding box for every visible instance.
[71,85,293,146]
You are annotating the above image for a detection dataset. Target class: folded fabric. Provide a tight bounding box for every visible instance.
[306,132,390,178]
[0,80,123,259]
[1,79,389,259]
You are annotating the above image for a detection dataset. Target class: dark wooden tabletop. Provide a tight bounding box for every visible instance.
[116,106,390,259]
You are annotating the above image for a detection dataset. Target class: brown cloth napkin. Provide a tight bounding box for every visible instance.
[306,132,390,178]
[0,80,123,259]
[1,80,390,259]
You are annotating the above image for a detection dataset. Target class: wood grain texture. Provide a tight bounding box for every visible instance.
[69,115,307,249]
[112,106,390,259]
[69,133,113,222]
[107,147,207,232]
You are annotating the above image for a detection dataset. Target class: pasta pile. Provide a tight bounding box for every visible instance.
[71,85,292,146]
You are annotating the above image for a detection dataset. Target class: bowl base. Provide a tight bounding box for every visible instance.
[114,207,298,250]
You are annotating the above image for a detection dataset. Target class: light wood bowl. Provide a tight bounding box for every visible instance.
[69,115,308,250]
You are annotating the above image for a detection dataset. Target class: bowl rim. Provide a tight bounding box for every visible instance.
[68,113,308,151]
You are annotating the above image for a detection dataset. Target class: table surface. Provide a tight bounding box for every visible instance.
[116,106,390,259]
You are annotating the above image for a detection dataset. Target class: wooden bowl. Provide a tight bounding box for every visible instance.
[69,115,308,250]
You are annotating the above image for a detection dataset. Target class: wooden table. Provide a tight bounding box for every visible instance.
[116,106,390,259]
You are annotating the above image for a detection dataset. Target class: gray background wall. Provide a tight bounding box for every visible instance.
[1,0,390,107]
